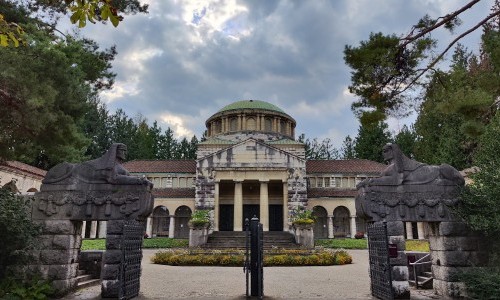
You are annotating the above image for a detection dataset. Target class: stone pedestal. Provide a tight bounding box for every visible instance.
[189,224,209,247]
[293,224,314,248]
[428,221,488,298]
[101,220,124,298]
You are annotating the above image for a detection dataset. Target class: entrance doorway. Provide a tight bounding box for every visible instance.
[243,204,259,228]
[219,205,234,231]
[269,205,283,231]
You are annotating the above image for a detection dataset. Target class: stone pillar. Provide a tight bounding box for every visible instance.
[282,181,288,232]
[328,216,334,239]
[101,220,123,298]
[234,181,243,231]
[417,222,425,239]
[405,222,414,239]
[386,221,410,299]
[168,216,175,238]
[350,215,356,238]
[98,221,107,238]
[238,114,242,131]
[242,114,246,130]
[90,221,97,238]
[256,114,261,130]
[24,220,82,297]
[146,217,153,237]
[427,221,488,298]
[81,221,87,238]
[214,181,220,231]
[259,180,269,231]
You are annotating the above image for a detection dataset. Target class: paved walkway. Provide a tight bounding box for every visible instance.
[65,249,437,299]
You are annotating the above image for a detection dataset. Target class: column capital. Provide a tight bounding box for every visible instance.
[259,179,269,183]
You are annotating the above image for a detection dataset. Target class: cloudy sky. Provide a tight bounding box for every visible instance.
[72,0,493,146]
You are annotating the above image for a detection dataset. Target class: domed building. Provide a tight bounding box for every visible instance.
[120,100,387,240]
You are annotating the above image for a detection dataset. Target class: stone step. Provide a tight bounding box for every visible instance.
[203,231,298,249]
[408,276,433,289]
[423,271,432,277]
[76,278,101,289]
[76,274,93,282]
[77,269,86,276]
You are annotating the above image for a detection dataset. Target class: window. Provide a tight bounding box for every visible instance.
[247,117,256,130]
[230,118,238,131]
[265,118,272,131]
[165,177,173,188]
[280,120,287,134]
[309,177,316,188]
[324,177,330,187]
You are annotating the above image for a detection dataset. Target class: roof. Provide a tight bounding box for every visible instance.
[123,160,196,173]
[198,138,236,145]
[0,161,47,178]
[153,188,195,198]
[306,159,386,175]
[218,100,286,114]
[266,138,304,145]
[308,188,358,198]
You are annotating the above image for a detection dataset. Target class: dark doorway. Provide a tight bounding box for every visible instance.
[269,205,283,231]
[243,205,259,228]
[175,206,191,238]
[313,206,328,239]
[219,205,234,231]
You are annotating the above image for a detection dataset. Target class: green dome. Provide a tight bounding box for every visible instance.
[218,100,286,114]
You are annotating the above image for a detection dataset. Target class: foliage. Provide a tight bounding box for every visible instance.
[297,134,340,160]
[189,210,211,227]
[340,135,356,159]
[353,121,391,163]
[458,112,500,235]
[151,248,352,267]
[0,190,41,278]
[393,125,417,159]
[81,238,188,250]
[458,267,500,299]
[405,239,430,252]
[291,207,315,225]
[0,276,54,300]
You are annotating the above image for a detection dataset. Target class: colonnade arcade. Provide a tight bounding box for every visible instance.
[311,205,361,239]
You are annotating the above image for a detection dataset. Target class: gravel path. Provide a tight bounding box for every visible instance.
[65,249,435,299]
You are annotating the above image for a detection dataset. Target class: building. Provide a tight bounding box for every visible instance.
[123,100,388,239]
[0,161,46,194]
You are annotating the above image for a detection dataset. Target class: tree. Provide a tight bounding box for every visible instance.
[344,1,500,123]
[297,134,340,160]
[353,121,391,163]
[340,135,356,159]
[393,125,417,159]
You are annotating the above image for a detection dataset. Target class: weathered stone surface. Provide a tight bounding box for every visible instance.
[41,220,77,235]
[101,264,120,280]
[40,249,78,265]
[106,220,124,234]
[438,221,474,237]
[101,279,120,298]
[52,235,79,250]
[392,266,409,281]
[429,236,483,251]
[432,265,470,282]
[431,250,489,267]
[105,234,123,250]
[189,225,209,247]
[293,224,314,248]
[386,221,405,236]
[103,250,122,264]
[48,263,78,280]
[36,235,54,249]
[392,280,410,299]
[433,278,467,298]
[388,235,406,251]
[79,250,104,278]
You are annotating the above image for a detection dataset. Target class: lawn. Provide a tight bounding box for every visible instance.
[81,238,188,250]
[316,238,430,252]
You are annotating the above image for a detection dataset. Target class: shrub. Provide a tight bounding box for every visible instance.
[0,276,54,300]
[189,210,211,227]
[291,207,315,225]
[458,267,500,299]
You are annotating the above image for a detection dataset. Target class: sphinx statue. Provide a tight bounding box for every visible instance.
[43,143,152,188]
[357,143,464,188]
[356,144,464,222]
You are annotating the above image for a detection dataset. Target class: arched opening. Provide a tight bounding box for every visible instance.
[312,206,328,239]
[333,206,350,238]
[175,206,192,238]
[152,206,170,237]
[215,120,222,133]
[27,187,38,193]
[264,118,272,131]
[280,120,287,135]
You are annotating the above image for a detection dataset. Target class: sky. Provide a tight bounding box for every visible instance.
[69,0,493,147]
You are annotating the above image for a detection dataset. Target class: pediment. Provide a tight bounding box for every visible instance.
[197,138,305,171]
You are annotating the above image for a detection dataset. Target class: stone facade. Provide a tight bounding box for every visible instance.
[0,160,46,194]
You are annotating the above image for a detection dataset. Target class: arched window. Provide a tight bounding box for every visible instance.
[246,117,256,131]
[230,117,238,131]
[280,120,287,134]
[175,206,192,239]
[152,206,170,237]
[333,206,350,237]
[215,121,222,133]
[313,206,328,239]
[265,118,272,131]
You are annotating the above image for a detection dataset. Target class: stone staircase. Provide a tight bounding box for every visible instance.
[202,231,300,249]
[409,271,433,289]
[76,269,100,289]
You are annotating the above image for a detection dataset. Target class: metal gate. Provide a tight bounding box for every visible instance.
[367,222,393,300]
[119,220,144,300]
[244,216,263,298]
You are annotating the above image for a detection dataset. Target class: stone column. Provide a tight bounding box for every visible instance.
[282,181,288,232]
[256,114,261,131]
[417,222,425,239]
[242,114,246,130]
[259,180,269,231]
[386,221,410,299]
[89,221,97,238]
[234,181,243,231]
[350,215,357,238]
[146,217,153,237]
[98,221,107,238]
[405,222,414,239]
[238,114,242,131]
[168,216,175,238]
[328,216,334,238]
[81,221,87,238]
[214,181,220,231]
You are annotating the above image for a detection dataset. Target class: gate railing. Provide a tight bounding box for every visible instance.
[367,222,394,300]
[119,220,144,300]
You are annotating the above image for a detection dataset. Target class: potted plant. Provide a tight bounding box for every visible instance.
[188,210,211,247]
[291,207,315,248]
